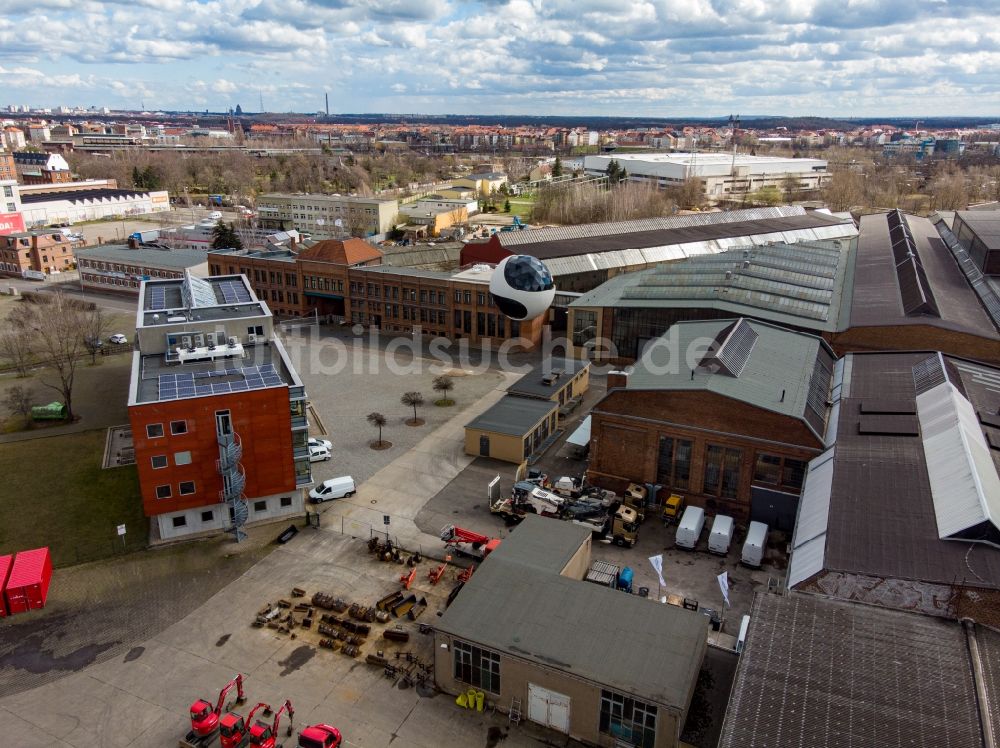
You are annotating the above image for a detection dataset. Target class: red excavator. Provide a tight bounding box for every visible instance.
[440,525,501,560]
[248,699,295,748]
[217,701,270,748]
[297,724,343,748]
[181,675,247,747]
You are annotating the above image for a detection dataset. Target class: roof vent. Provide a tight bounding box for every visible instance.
[699,318,758,377]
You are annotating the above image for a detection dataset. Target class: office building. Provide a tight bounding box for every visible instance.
[256,192,399,237]
[77,245,208,295]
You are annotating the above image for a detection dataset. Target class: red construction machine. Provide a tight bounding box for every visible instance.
[297,724,343,748]
[247,699,295,748]
[439,525,500,560]
[217,700,270,748]
[180,675,247,747]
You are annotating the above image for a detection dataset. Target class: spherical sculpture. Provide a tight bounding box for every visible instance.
[489,255,556,321]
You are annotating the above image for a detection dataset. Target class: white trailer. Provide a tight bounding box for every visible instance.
[675,505,705,550]
[708,514,734,555]
[741,521,768,567]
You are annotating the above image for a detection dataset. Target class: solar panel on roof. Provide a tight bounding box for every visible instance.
[912,354,948,395]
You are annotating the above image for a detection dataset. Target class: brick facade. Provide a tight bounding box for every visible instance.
[0,230,75,275]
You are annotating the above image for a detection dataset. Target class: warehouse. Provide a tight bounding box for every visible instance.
[583,153,830,201]
[77,245,209,295]
[434,516,707,748]
[588,318,834,528]
[718,593,1000,748]
[464,396,558,463]
[787,349,1000,627]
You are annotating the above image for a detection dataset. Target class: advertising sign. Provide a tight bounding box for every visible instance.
[0,212,25,235]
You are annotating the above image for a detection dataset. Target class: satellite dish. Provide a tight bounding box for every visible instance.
[334,219,343,227]
[316,218,325,226]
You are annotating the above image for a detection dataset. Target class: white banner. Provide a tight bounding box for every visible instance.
[717,571,730,607]
[648,554,666,588]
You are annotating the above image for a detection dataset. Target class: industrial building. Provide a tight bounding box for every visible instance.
[507,357,590,404]
[588,318,835,528]
[11,151,72,184]
[950,209,1000,275]
[255,192,399,237]
[0,229,75,276]
[787,350,1000,627]
[718,593,1000,748]
[13,181,170,227]
[461,207,857,293]
[127,272,311,541]
[583,153,830,201]
[77,245,208,295]
[434,516,707,748]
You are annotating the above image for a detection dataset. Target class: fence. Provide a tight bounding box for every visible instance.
[310,510,457,564]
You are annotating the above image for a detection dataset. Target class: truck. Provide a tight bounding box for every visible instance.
[708,514,734,555]
[675,505,705,550]
[661,493,685,524]
[623,483,648,522]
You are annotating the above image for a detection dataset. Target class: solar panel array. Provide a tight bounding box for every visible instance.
[149,287,167,311]
[887,210,940,317]
[218,279,253,304]
[157,364,283,401]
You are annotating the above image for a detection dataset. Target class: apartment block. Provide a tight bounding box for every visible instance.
[0,229,75,275]
[256,192,399,237]
[128,273,311,541]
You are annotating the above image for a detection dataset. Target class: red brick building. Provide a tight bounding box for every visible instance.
[0,229,75,276]
[128,273,311,541]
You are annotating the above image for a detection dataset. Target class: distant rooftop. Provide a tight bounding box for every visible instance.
[139,274,267,327]
[573,239,854,333]
[19,187,158,204]
[507,357,589,399]
[626,318,835,441]
[77,245,207,270]
[258,192,397,205]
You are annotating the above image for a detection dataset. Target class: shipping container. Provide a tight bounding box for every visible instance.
[0,554,12,617]
[4,547,52,614]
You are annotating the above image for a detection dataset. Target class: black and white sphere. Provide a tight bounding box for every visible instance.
[489,255,556,321]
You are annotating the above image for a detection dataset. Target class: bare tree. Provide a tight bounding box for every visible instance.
[0,324,34,377]
[3,385,35,428]
[400,391,425,426]
[366,411,388,447]
[11,292,102,421]
[432,375,455,406]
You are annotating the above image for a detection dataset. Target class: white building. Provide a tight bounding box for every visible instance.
[583,152,830,200]
[15,182,170,227]
[256,192,399,237]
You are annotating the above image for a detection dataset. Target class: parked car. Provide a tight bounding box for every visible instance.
[208,210,223,221]
[109,333,129,345]
[308,437,333,451]
[309,476,356,503]
[308,445,331,462]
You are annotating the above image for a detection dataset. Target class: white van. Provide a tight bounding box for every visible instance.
[708,514,734,555]
[208,210,223,221]
[675,505,705,550]
[308,476,356,503]
[736,614,751,653]
[741,521,768,567]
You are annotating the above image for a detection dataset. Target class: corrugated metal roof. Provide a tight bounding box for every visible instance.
[917,381,1000,545]
[787,448,835,588]
[718,593,985,748]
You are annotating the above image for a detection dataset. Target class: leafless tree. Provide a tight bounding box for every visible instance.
[3,384,35,427]
[0,324,34,377]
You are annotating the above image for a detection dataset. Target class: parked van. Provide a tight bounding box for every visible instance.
[736,614,751,653]
[741,521,768,567]
[708,514,734,555]
[675,505,705,550]
[308,476,356,503]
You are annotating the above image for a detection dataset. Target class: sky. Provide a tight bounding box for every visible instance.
[2,0,1000,117]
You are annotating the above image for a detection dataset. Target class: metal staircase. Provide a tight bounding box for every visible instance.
[217,431,248,542]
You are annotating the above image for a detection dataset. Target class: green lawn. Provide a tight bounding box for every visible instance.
[504,198,536,220]
[0,430,147,567]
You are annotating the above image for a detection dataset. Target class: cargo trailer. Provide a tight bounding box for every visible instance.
[4,547,52,614]
[675,505,705,550]
[741,521,768,568]
[0,554,12,617]
[708,515,734,555]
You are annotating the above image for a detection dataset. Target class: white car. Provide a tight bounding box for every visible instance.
[109,333,129,345]
[308,445,331,462]
[308,437,333,451]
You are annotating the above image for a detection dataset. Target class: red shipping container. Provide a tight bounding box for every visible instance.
[4,547,52,614]
[0,554,12,617]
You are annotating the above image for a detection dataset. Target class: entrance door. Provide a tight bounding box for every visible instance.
[479,435,490,457]
[527,683,571,733]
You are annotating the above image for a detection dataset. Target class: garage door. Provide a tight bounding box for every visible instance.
[527,683,571,733]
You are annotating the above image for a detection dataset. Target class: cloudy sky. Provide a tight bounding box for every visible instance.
[2,0,999,117]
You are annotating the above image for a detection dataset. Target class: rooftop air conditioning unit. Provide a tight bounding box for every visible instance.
[228,336,238,348]
[181,335,192,348]
[247,333,258,345]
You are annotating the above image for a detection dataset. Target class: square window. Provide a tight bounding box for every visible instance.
[201,510,214,522]
[155,484,172,499]
[172,516,187,528]
[253,500,267,512]
[146,423,164,438]
[174,450,192,466]
[179,481,196,495]
[151,455,168,469]
[170,420,187,435]
[280,496,292,508]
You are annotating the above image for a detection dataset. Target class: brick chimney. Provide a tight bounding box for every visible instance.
[607,370,629,389]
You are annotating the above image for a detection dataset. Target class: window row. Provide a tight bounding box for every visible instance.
[168,495,294,528]
[145,420,188,439]
[453,641,501,694]
[155,481,196,499]
[151,450,191,469]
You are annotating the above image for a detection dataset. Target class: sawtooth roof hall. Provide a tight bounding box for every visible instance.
[569,209,1000,364]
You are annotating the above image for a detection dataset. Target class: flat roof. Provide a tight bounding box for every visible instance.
[77,245,208,270]
[956,210,1000,251]
[492,207,854,259]
[19,188,156,204]
[139,275,267,327]
[573,239,854,333]
[790,351,1000,591]
[257,192,397,205]
[466,396,557,436]
[593,152,825,167]
[851,212,999,337]
[436,516,708,708]
[507,358,589,399]
[718,593,986,748]
[627,318,833,441]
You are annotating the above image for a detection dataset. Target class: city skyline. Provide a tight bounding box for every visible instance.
[3,0,1000,117]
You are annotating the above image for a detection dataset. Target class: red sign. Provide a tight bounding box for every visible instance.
[0,212,25,235]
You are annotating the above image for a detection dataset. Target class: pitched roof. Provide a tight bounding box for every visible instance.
[296,238,382,266]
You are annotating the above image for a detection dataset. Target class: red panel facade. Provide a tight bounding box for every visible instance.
[0,554,13,617]
[4,547,52,614]
[129,387,295,517]
[459,236,510,267]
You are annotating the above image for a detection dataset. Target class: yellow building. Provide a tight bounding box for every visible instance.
[507,358,590,406]
[452,171,508,196]
[465,396,558,463]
